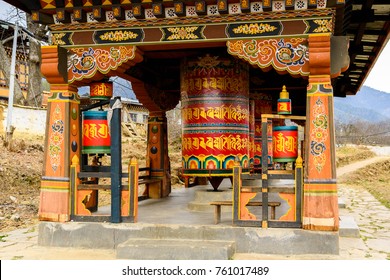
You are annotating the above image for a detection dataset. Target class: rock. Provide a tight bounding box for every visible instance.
[11,214,21,221]
[9,196,17,203]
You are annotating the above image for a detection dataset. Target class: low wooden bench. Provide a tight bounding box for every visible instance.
[138,167,162,199]
[210,201,281,224]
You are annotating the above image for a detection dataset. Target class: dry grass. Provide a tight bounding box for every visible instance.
[336,145,376,168]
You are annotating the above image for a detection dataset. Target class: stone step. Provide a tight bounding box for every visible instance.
[338,197,346,208]
[339,215,360,238]
[39,222,340,255]
[117,239,235,260]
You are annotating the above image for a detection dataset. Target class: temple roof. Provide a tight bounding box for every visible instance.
[3,0,390,97]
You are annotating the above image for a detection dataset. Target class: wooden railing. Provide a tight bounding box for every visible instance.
[70,157,139,223]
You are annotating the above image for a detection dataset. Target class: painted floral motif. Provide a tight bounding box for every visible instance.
[317,0,327,8]
[145,9,155,19]
[208,5,219,15]
[276,39,308,66]
[49,105,64,172]
[310,98,328,172]
[68,45,138,83]
[251,2,262,12]
[166,26,201,40]
[99,30,139,42]
[196,54,221,72]
[229,4,240,14]
[125,10,135,20]
[52,33,67,45]
[227,38,309,76]
[187,6,197,16]
[312,19,332,33]
[272,1,284,11]
[87,12,97,22]
[232,23,278,35]
[166,8,176,18]
[296,0,307,9]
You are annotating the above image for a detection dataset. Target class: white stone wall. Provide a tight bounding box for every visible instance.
[0,103,47,136]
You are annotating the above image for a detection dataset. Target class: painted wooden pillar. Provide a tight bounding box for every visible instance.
[303,34,339,231]
[39,46,80,222]
[146,112,171,198]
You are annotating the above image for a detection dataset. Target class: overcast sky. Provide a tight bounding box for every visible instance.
[0,0,388,93]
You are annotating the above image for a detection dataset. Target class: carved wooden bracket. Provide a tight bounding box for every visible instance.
[227,38,310,77]
[41,46,68,84]
[67,45,144,84]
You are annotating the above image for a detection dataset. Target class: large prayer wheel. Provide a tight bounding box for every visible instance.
[272,126,298,162]
[82,111,111,154]
[181,54,249,176]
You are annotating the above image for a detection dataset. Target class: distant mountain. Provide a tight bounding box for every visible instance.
[334,86,390,123]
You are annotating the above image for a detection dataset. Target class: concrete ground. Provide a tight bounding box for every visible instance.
[1,157,389,260]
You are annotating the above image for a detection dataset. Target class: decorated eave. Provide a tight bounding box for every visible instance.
[3,0,390,97]
[26,1,338,24]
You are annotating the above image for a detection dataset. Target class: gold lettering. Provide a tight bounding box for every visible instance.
[97,124,109,138]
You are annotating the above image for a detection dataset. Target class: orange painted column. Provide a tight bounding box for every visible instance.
[39,46,80,222]
[303,35,339,231]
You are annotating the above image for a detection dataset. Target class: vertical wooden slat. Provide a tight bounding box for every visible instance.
[232,157,241,224]
[295,156,303,225]
[261,117,269,228]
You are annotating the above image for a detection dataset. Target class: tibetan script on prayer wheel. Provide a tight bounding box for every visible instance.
[82,111,111,154]
[90,82,113,100]
[272,126,298,162]
[181,54,249,175]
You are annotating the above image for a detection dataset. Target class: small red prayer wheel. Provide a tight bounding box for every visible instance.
[277,85,292,114]
[90,82,113,100]
[82,111,111,154]
[272,126,298,162]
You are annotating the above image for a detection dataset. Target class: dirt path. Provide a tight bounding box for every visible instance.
[337,156,390,177]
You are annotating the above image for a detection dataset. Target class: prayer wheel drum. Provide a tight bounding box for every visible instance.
[90,82,113,100]
[181,55,250,176]
[82,111,111,154]
[272,126,298,162]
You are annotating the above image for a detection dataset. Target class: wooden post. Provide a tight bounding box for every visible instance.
[39,46,80,222]
[303,34,339,231]
[122,158,138,222]
[110,97,122,223]
[261,116,269,228]
[232,157,241,224]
